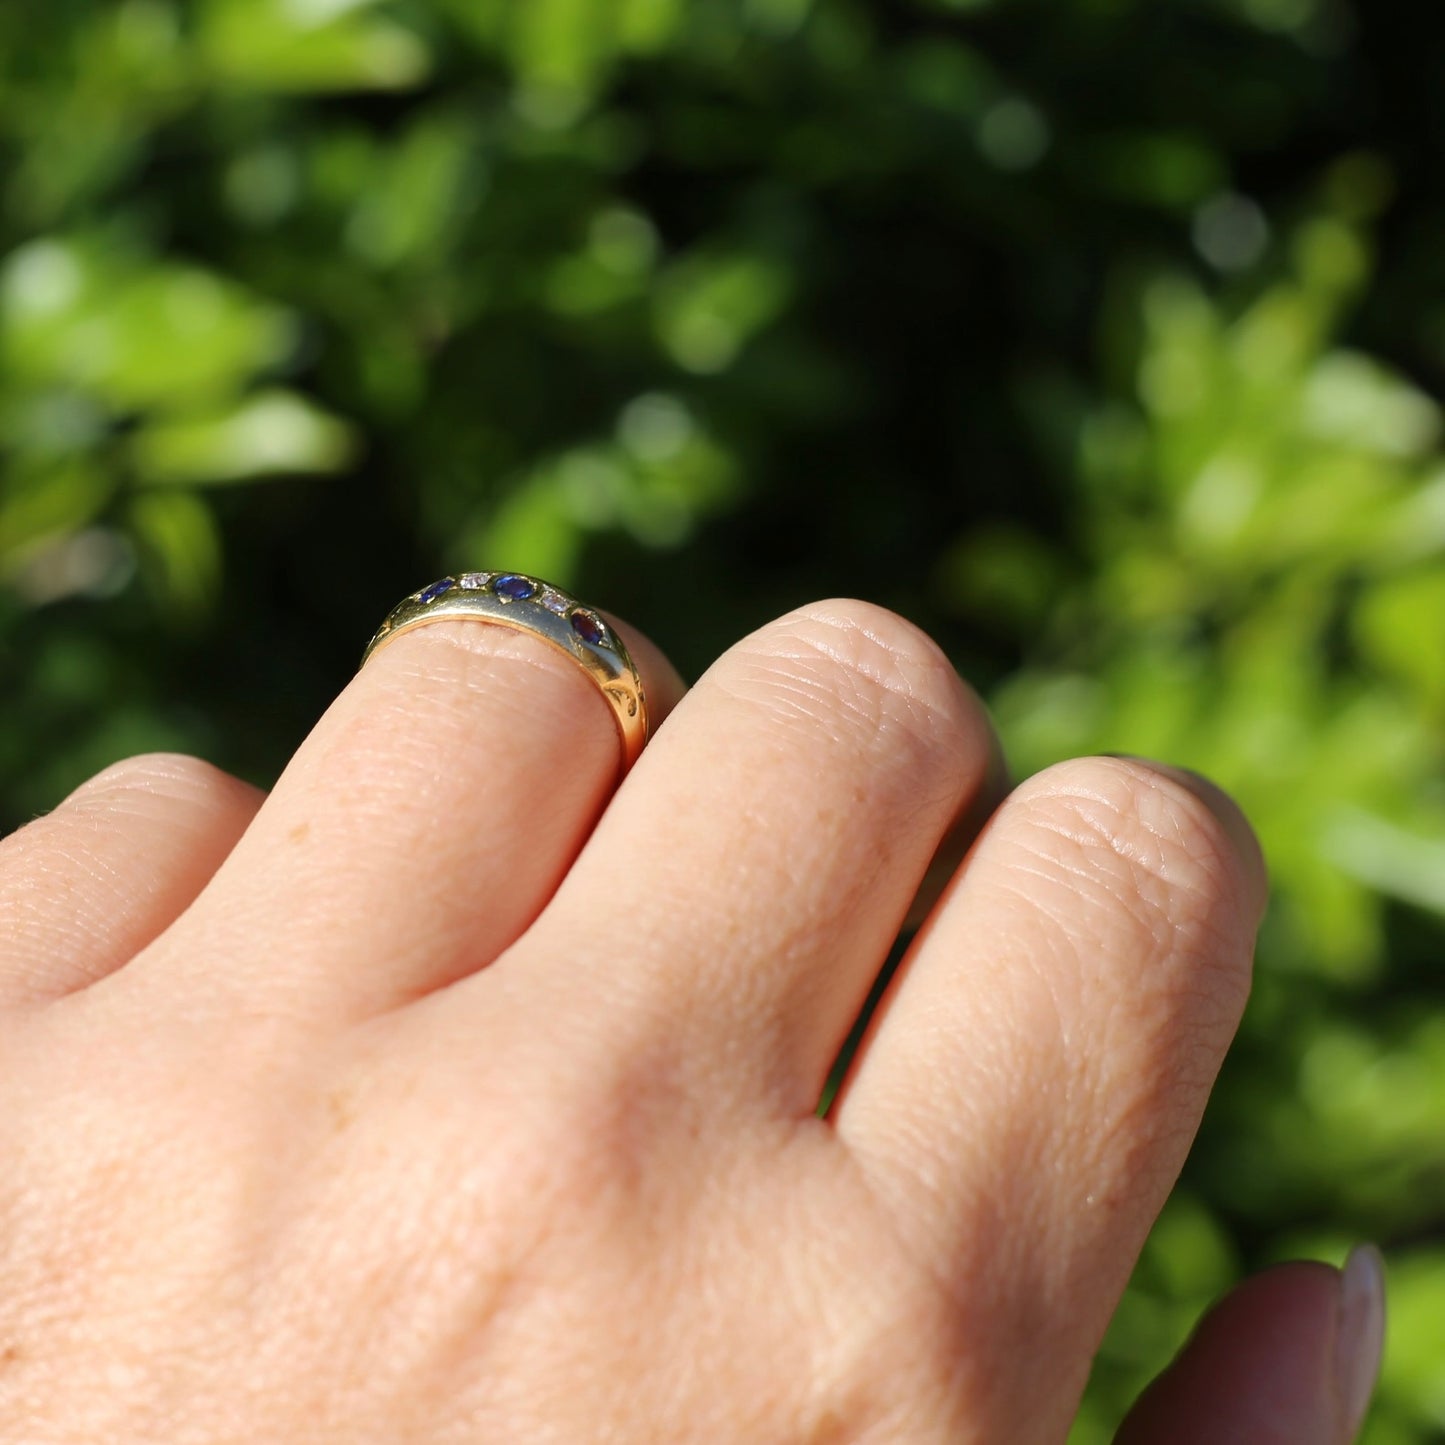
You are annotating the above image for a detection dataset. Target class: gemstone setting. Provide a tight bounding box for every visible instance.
[494,573,538,601]
[570,609,605,645]
[417,577,456,604]
[459,571,493,590]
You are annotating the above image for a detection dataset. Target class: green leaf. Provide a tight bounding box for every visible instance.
[653,250,793,374]
[0,463,114,569]
[1355,567,1445,712]
[127,491,222,613]
[130,391,358,486]
[198,0,431,93]
[2,240,296,413]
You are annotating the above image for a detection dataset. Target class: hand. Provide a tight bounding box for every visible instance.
[0,599,1382,1442]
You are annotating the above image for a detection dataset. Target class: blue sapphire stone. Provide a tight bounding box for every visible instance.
[571,610,605,645]
[418,578,456,604]
[494,573,538,601]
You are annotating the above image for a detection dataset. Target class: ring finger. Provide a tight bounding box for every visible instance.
[116,576,685,1021]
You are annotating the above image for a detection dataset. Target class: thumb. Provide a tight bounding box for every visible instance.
[1114,1248,1386,1445]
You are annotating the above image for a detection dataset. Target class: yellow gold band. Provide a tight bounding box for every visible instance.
[363,572,648,773]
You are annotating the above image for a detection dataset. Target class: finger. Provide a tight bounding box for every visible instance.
[503,600,1001,1112]
[1116,1250,1386,1445]
[125,600,685,1020]
[833,758,1268,1440]
[0,754,262,1008]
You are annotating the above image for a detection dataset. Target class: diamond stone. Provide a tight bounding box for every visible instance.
[459,571,493,590]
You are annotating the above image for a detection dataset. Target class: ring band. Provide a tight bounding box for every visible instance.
[363,571,648,772]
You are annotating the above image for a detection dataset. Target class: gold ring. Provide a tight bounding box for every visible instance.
[363,571,648,772]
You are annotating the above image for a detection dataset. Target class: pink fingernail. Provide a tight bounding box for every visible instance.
[1336,1244,1386,1442]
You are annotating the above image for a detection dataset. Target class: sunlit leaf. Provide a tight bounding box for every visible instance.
[131,390,358,485]
[198,0,431,92]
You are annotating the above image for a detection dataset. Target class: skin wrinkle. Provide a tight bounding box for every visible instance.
[849,1010,1050,1260]
[773,606,962,704]
[1005,814,1196,947]
[65,753,227,802]
[748,1148,954,1440]
[987,848,1238,1168]
[1012,810,1185,952]
[1035,767,1253,914]
[848,1130,1069,1440]
[724,663,869,748]
[6,863,126,956]
[338,1192,536,1426]
[1005,786,1247,1010]
[734,608,977,766]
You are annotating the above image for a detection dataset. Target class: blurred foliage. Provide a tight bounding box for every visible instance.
[3,0,1445,1437]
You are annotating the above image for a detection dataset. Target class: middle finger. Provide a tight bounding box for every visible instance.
[502,600,1001,1113]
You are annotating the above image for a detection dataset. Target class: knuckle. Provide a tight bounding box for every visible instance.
[1004,756,1257,1009]
[732,600,986,774]
[0,755,254,874]
[71,752,246,806]
[1016,756,1248,912]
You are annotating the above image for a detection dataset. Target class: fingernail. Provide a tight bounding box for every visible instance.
[1335,1244,1386,1442]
